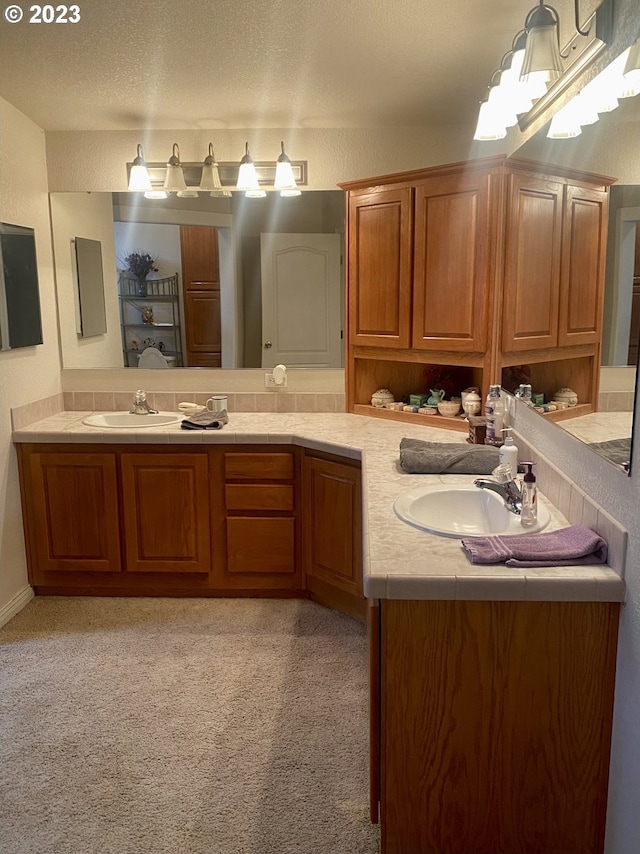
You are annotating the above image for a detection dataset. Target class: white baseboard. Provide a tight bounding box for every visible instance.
[0,585,34,628]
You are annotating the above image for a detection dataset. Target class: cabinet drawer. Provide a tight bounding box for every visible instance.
[225,484,294,511]
[224,452,294,481]
[226,517,295,574]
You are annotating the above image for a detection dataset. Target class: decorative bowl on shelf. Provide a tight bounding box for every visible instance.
[437,399,461,418]
[554,387,578,407]
[371,388,395,407]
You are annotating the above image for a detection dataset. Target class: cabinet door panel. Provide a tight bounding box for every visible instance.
[303,456,362,596]
[184,291,221,366]
[412,171,491,351]
[558,185,608,347]
[120,454,211,573]
[180,225,220,288]
[226,517,295,574]
[381,600,619,854]
[28,452,121,573]
[502,174,564,352]
[348,188,413,348]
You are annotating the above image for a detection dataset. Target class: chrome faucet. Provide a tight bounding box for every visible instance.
[474,465,522,515]
[130,389,158,415]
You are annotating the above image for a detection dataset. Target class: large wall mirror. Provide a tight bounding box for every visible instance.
[512,95,639,475]
[50,190,344,372]
[49,100,638,474]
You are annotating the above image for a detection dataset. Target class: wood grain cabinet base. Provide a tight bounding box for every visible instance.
[377,599,620,854]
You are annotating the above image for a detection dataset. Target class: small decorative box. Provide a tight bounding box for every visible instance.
[409,393,430,407]
[531,392,545,406]
[467,415,487,445]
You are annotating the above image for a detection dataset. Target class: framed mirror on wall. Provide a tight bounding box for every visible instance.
[0,222,44,351]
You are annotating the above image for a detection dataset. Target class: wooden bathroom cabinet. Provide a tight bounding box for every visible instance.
[302,452,364,620]
[370,598,620,854]
[340,155,612,429]
[17,443,362,612]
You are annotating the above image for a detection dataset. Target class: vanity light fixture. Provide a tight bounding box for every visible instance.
[127,144,152,192]
[199,143,232,197]
[163,143,187,193]
[126,144,307,196]
[520,2,564,85]
[472,0,639,141]
[623,38,640,94]
[236,143,266,198]
[274,141,301,196]
[547,46,640,139]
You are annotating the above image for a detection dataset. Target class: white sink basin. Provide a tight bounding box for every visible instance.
[393,483,550,538]
[82,412,183,428]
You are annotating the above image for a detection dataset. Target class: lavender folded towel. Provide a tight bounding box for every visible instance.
[399,439,500,474]
[461,525,608,568]
[180,409,229,430]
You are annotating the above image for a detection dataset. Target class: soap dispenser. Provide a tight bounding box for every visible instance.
[498,427,518,478]
[520,462,537,528]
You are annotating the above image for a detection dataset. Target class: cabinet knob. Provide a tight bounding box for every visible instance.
[264,341,272,349]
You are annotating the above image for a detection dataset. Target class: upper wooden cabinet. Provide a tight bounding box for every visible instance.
[413,170,493,352]
[558,183,609,347]
[341,156,614,425]
[502,174,609,352]
[348,187,413,348]
[501,172,564,352]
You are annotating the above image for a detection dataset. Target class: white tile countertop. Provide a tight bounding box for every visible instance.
[12,410,626,603]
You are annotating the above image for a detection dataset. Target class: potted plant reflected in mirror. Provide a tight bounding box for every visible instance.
[122,251,158,296]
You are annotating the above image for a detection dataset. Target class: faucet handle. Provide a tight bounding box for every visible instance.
[491,463,513,483]
[134,389,146,402]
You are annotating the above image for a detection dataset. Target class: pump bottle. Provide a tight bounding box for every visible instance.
[498,427,518,479]
[520,462,538,528]
[485,384,505,445]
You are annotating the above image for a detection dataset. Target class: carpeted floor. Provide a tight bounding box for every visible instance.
[0,597,380,854]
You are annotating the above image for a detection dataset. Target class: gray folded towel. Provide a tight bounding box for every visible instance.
[461,524,608,567]
[399,438,500,474]
[181,409,229,430]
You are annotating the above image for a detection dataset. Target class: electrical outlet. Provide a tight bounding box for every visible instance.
[264,371,287,388]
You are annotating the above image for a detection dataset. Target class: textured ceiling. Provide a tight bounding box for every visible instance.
[0,0,560,131]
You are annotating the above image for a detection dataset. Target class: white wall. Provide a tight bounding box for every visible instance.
[44,126,507,192]
[49,192,122,368]
[0,98,62,614]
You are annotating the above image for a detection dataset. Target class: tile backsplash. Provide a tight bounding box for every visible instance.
[61,391,346,414]
[515,433,628,578]
[10,391,346,429]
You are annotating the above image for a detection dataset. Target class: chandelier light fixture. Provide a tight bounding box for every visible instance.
[472,0,639,142]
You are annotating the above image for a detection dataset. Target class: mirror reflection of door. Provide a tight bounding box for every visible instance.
[260,233,342,368]
[179,225,222,367]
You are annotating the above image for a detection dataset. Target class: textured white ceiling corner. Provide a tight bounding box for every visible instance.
[0,0,538,132]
